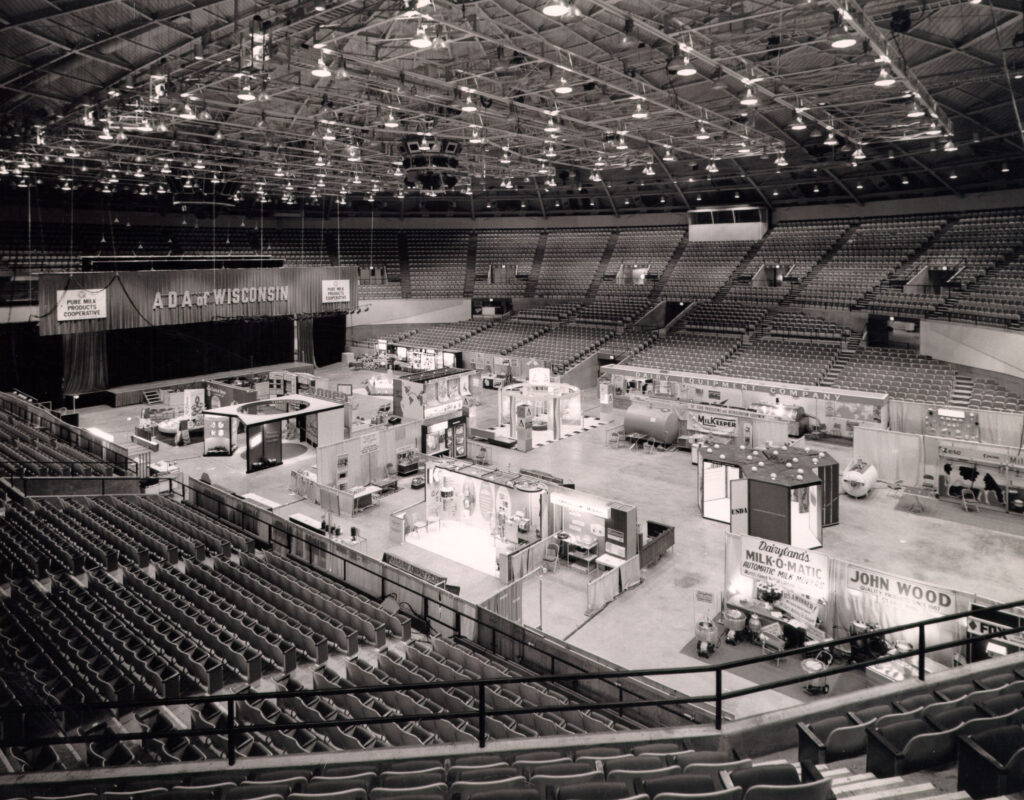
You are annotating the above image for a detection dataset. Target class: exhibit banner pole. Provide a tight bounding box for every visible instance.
[538,572,544,632]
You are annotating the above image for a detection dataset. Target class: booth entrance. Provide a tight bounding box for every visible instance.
[701,460,741,523]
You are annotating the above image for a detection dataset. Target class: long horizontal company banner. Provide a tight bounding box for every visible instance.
[38,267,358,335]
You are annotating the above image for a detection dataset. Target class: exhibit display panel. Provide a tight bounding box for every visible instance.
[603,364,888,438]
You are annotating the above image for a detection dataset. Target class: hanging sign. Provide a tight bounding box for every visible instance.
[846,566,954,615]
[737,536,828,597]
[689,410,738,435]
[57,288,107,321]
[322,279,351,304]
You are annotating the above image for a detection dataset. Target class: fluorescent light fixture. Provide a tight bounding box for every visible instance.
[875,67,895,87]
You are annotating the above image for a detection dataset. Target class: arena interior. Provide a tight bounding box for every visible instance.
[1,0,1024,799]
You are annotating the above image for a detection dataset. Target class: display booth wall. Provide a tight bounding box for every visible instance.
[888,398,1024,446]
[724,533,978,663]
[425,464,546,543]
[601,365,888,437]
[392,372,472,420]
[855,427,1024,511]
[316,420,421,489]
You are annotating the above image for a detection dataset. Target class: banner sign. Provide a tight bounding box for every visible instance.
[938,439,1024,468]
[360,431,379,455]
[846,566,954,615]
[550,492,611,519]
[689,410,737,435]
[57,288,107,321]
[39,266,358,335]
[966,616,1024,648]
[321,279,351,304]
[738,536,828,597]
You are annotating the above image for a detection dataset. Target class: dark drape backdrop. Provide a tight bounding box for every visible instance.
[106,317,293,387]
[62,332,108,396]
[0,322,63,404]
[312,313,347,367]
[296,317,316,366]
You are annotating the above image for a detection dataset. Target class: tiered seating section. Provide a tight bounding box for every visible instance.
[715,339,840,385]
[605,226,684,279]
[261,229,331,266]
[826,349,956,403]
[0,409,118,476]
[457,320,551,355]
[1,487,658,773]
[791,216,945,308]
[407,231,471,297]
[510,324,612,372]
[392,322,491,350]
[766,310,846,341]
[474,230,539,297]
[535,229,609,296]
[660,241,753,300]
[581,285,654,325]
[683,302,770,335]
[935,253,1024,327]
[517,302,583,323]
[800,669,1024,799]
[743,220,850,282]
[337,230,404,299]
[629,332,740,373]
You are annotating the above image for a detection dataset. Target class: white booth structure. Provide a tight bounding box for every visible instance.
[496,369,588,448]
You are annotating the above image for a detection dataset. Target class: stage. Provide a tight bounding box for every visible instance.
[98,361,315,407]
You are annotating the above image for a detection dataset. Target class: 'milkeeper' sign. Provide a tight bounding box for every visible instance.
[57,288,108,322]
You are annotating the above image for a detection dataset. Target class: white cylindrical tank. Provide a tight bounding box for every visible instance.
[842,460,879,498]
[623,405,680,445]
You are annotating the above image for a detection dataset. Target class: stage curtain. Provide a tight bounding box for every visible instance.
[296,316,316,366]
[62,331,108,395]
[853,427,922,485]
[0,322,63,403]
[313,312,347,366]
[978,409,1024,448]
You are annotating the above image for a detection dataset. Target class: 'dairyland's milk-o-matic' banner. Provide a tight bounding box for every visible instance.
[38,267,357,336]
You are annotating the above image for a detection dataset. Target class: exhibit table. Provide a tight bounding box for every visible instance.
[596,553,626,571]
[561,530,599,573]
[351,485,381,513]
[866,655,945,685]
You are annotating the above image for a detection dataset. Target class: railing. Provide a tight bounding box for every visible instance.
[3,599,1022,765]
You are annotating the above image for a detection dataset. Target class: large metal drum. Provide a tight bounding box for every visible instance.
[623,405,680,446]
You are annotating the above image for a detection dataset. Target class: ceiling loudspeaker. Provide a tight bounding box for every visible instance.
[401,137,462,156]
[401,136,461,191]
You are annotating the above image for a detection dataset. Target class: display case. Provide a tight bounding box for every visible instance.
[396,449,419,476]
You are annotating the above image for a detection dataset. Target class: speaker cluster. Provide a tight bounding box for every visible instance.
[401,136,462,191]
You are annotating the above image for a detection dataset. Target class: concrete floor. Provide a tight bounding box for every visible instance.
[78,363,1024,720]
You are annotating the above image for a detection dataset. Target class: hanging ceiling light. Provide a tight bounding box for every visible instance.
[774,153,788,167]
[943,139,958,152]
[740,87,758,106]
[469,129,485,144]
[663,146,675,162]
[615,135,628,150]
[706,160,719,173]
[312,57,332,78]
[695,123,710,140]
[824,130,839,146]
[790,114,807,131]
[322,128,336,141]
[589,170,602,182]
[631,102,648,119]
[874,67,895,87]
[907,102,925,118]
[179,103,197,119]
[831,24,857,48]
[673,54,696,77]
[98,127,114,140]
[642,163,655,176]
[1001,162,1009,173]
[542,0,572,17]
[410,25,433,48]
[384,112,399,129]
[554,75,573,95]
[852,146,866,160]
[237,83,256,101]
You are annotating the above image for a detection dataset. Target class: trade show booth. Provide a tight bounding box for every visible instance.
[392,368,473,459]
[697,441,839,542]
[203,394,345,473]
[602,364,889,439]
[854,427,1024,512]
[496,369,586,449]
[391,458,640,583]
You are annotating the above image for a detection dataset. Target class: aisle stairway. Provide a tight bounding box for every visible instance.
[711,241,763,303]
[785,222,862,306]
[464,232,478,297]
[398,233,411,298]
[525,232,547,297]
[820,330,863,387]
[949,375,974,407]
[648,236,689,301]
[588,230,621,302]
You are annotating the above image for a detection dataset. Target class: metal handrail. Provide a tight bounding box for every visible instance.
[5,602,1022,763]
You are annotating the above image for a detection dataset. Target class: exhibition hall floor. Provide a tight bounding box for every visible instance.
[79,364,1024,719]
